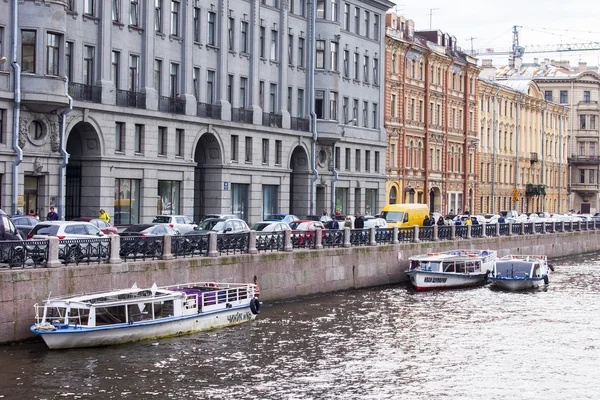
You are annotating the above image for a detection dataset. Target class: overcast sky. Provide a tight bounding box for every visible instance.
[391,0,600,68]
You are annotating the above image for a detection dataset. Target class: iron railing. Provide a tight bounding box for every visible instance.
[217,233,249,255]
[120,236,164,260]
[262,112,282,128]
[419,226,434,241]
[375,228,394,244]
[290,117,310,131]
[231,108,254,124]
[116,89,146,109]
[350,229,369,246]
[291,231,316,249]
[438,226,451,240]
[69,82,101,103]
[256,232,285,252]
[159,96,186,114]
[323,230,344,247]
[59,238,111,265]
[197,102,221,119]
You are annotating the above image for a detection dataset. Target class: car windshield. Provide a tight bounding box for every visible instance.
[251,223,269,231]
[380,211,404,222]
[30,225,60,236]
[289,221,303,230]
[152,216,171,223]
[294,222,315,230]
[266,214,284,220]
[211,221,227,231]
[198,220,221,230]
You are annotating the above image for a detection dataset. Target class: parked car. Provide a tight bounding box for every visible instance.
[201,214,237,222]
[119,224,180,258]
[10,215,39,239]
[0,209,26,267]
[264,214,300,224]
[363,216,387,228]
[28,221,106,263]
[120,224,180,237]
[187,218,250,235]
[71,217,119,235]
[250,221,291,232]
[290,220,326,246]
[151,215,197,234]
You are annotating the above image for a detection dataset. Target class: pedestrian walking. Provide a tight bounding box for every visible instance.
[354,213,364,229]
[99,209,111,223]
[47,206,59,221]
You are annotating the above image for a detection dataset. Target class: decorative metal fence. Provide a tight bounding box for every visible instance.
[485,224,497,237]
[172,234,210,258]
[419,226,434,241]
[375,228,394,244]
[398,228,414,242]
[471,225,483,238]
[120,236,164,260]
[256,232,285,252]
[291,231,316,249]
[59,238,111,265]
[0,240,48,269]
[350,229,369,246]
[455,226,468,239]
[438,226,451,240]
[217,233,249,255]
[323,230,344,247]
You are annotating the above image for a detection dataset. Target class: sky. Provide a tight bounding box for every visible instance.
[391,0,600,69]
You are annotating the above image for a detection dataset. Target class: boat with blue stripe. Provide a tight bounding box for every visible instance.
[489,255,550,291]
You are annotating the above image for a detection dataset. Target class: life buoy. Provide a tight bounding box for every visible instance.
[250,298,261,315]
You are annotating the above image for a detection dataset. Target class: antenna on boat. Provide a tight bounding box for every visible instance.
[151,283,158,296]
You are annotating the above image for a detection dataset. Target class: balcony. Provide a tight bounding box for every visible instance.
[578,100,599,112]
[20,74,70,112]
[526,184,546,196]
[315,119,342,145]
[197,102,221,119]
[290,117,310,132]
[68,82,101,104]
[530,152,538,163]
[569,154,600,165]
[231,108,253,124]
[116,89,146,109]
[569,182,600,194]
[262,112,282,128]
[158,96,185,114]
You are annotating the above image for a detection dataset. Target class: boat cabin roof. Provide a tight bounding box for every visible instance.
[44,287,183,309]
[409,249,496,262]
[494,260,537,276]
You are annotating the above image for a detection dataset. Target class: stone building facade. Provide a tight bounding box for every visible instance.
[384,11,480,215]
[477,77,568,215]
[0,0,392,224]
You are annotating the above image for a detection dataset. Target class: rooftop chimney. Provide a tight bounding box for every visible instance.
[578,61,587,72]
[479,59,496,81]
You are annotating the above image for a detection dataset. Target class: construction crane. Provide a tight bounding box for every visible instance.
[474,25,600,58]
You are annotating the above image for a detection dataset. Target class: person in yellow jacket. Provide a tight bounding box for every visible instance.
[99,209,111,223]
[464,216,472,225]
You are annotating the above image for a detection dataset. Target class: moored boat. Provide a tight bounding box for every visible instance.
[407,249,498,291]
[489,255,550,291]
[31,282,261,349]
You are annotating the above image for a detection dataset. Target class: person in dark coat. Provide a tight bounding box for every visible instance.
[47,206,59,221]
[354,213,365,229]
[471,216,479,225]
[423,216,430,226]
[437,216,445,226]
[498,215,506,223]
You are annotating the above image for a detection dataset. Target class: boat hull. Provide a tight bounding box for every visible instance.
[407,270,488,291]
[33,305,256,349]
[489,277,545,291]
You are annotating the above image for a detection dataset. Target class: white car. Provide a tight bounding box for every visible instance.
[152,215,197,234]
[363,216,387,228]
[250,221,291,232]
[28,221,106,263]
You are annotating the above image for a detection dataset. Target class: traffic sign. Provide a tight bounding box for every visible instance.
[512,188,519,196]
[512,196,519,202]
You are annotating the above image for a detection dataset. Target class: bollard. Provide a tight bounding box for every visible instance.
[466,224,472,239]
[481,222,486,238]
[284,229,293,251]
[162,234,173,260]
[433,224,439,241]
[450,225,456,240]
[109,234,122,264]
[496,222,500,237]
[46,237,61,268]
[208,232,218,257]
[343,227,351,247]
[369,227,377,246]
[392,226,399,244]
[315,228,323,250]
[413,226,420,243]
[520,222,526,235]
[248,231,258,254]
[507,222,513,236]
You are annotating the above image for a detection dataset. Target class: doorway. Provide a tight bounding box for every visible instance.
[24,176,39,216]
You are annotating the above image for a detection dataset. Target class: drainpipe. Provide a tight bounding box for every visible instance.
[58,78,73,220]
[462,65,470,213]
[10,0,22,216]
[331,142,338,216]
[514,92,524,213]
[491,84,501,212]
[540,100,548,212]
[401,44,414,201]
[424,50,431,211]
[308,0,317,216]
[559,105,567,212]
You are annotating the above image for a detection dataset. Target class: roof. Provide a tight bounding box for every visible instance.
[496,79,535,95]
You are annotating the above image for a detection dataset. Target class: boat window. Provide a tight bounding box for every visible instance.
[466,261,477,273]
[45,306,67,323]
[153,300,174,318]
[455,262,466,273]
[95,305,127,325]
[443,262,455,272]
[127,303,154,322]
[427,262,441,272]
[68,308,91,326]
[533,264,541,277]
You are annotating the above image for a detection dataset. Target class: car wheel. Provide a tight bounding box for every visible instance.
[65,246,81,264]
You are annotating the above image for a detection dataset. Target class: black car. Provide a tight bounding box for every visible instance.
[119,224,179,258]
[0,209,26,267]
[10,215,39,239]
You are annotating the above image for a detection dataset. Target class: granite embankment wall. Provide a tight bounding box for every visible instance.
[1,230,599,344]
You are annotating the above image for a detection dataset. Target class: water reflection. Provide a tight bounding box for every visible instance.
[1,255,600,399]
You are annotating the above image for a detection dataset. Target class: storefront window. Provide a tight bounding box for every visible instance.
[231,183,249,222]
[335,187,348,215]
[114,179,140,225]
[262,185,279,220]
[365,189,377,216]
[157,180,180,215]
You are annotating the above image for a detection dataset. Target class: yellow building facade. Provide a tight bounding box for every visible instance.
[478,79,569,214]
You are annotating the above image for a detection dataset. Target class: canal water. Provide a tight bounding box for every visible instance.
[1,253,600,399]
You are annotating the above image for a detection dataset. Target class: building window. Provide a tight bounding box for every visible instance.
[391,53,396,74]
[65,41,73,80]
[344,3,350,30]
[130,0,139,26]
[241,21,248,53]
[158,181,180,215]
[315,90,324,119]
[580,115,586,130]
[115,122,125,152]
[353,99,358,125]
[269,83,277,113]
[262,139,269,164]
[158,127,167,155]
[560,90,568,104]
[275,140,282,165]
[83,0,95,15]
[317,0,325,19]
[66,0,74,11]
[374,14,380,41]
[372,103,377,129]
[287,87,292,113]
[544,90,552,102]
[21,30,36,73]
[114,179,140,225]
[175,129,184,156]
[83,45,95,85]
[155,0,162,31]
[342,97,349,122]
[245,137,253,162]
[343,50,349,77]
[29,121,43,140]
[374,151,379,172]
[193,67,200,99]
[330,42,338,71]
[193,7,201,42]
[580,169,585,184]
[227,74,233,103]
[355,149,361,171]
[315,40,325,69]
[231,184,249,221]
[329,91,338,121]
[288,34,294,65]
[331,0,338,21]
[154,59,162,96]
[353,52,359,80]
[231,135,239,162]
[260,27,265,58]
[298,37,305,67]
[584,91,591,103]
[206,70,215,103]
[335,146,340,169]
[297,88,304,117]
[207,12,216,46]
[591,169,596,184]
[270,30,278,61]
[372,58,378,85]
[262,185,279,220]
[134,124,144,153]
[228,17,235,51]
[46,33,60,76]
[591,115,596,130]
[129,55,139,92]
[345,148,351,170]
[259,81,264,109]
[299,0,305,17]
[364,11,370,38]
[579,142,585,156]
[365,150,370,172]
[354,7,360,35]
[240,77,248,108]
[169,63,179,97]
[170,1,180,35]
[362,101,368,127]
[111,51,120,89]
[391,95,396,117]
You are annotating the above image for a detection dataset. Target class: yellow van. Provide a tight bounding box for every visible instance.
[380,204,429,228]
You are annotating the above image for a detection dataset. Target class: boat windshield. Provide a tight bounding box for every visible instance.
[420,261,442,272]
[381,211,404,223]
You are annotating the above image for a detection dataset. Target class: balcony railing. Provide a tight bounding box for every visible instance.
[116,89,146,109]
[262,112,282,128]
[158,96,185,114]
[290,116,310,132]
[569,154,600,165]
[231,107,253,124]
[197,102,221,119]
[68,82,101,103]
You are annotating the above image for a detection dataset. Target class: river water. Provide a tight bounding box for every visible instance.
[1,253,600,399]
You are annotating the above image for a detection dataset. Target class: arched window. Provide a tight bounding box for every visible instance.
[389,186,397,205]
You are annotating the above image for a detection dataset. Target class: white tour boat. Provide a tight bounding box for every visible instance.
[489,255,550,291]
[31,282,262,349]
[407,249,498,291]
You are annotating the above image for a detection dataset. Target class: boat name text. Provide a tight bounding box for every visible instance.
[227,311,252,324]
[424,277,447,283]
